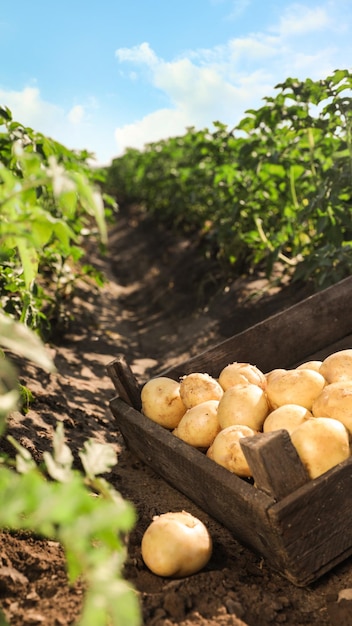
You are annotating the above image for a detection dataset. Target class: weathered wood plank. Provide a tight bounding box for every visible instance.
[267,456,352,584]
[240,430,310,500]
[162,276,352,379]
[107,355,142,410]
[293,334,352,366]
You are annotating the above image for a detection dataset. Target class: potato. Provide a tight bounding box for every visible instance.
[141,376,186,429]
[266,368,325,410]
[263,404,312,435]
[319,349,352,383]
[296,360,323,373]
[290,417,350,479]
[173,400,220,448]
[265,368,287,382]
[207,424,255,477]
[312,381,352,433]
[217,382,269,430]
[218,362,266,391]
[179,372,223,409]
[141,511,212,577]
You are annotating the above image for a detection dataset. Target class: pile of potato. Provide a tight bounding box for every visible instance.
[140,349,352,481]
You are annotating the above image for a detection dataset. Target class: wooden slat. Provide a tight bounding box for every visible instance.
[240,430,310,500]
[162,276,352,379]
[267,456,352,585]
[107,355,142,410]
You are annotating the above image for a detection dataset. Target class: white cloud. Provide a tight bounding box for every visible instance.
[113,1,350,154]
[115,108,191,153]
[153,58,241,118]
[0,86,62,131]
[115,42,158,67]
[275,4,330,37]
[0,86,89,136]
[227,35,280,63]
[227,0,252,19]
[68,104,85,125]
[0,86,114,165]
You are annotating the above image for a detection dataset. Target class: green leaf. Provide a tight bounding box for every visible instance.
[0,106,12,122]
[0,607,11,626]
[0,391,19,434]
[51,219,77,251]
[0,312,56,372]
[43,451,73,483]
[43,422,74,482]
[7,434,37,473]
[73,172,108,244]
[16,238,39,289]
[79,440,117,479]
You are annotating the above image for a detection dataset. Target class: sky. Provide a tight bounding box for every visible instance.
[1,0,351,165]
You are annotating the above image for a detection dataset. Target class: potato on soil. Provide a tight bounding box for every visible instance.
[319,349,352,383]
[312,381,352,433]
[290,417,350,479]
[263,404,312,435]
[141,511,212,578]
[266,368,325,410]
[173,400,220,448]
[141,376,186,429]
[179,372,224,409]
[217,382,269,431]
[218,362,266,391]
[207,424,256,477]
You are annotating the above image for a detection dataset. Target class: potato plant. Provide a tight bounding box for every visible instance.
[0,106,116,334]
[0,314,141,626]
[106,69,352,290]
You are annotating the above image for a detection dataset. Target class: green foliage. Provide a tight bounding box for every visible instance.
[106,69,352,289]
[0,107,116,332]
[0,315,141,626]
[0,109,140,625]
[3,427,140,626]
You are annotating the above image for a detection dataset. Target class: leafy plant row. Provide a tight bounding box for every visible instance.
[0,106,115,333]
[0,110,141,625]
[106,69,352,290]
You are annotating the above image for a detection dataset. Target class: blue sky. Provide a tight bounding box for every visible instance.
[1,0,351,165]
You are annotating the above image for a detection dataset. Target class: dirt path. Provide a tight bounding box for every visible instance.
[0,204,350,626]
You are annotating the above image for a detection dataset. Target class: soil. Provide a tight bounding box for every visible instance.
[1,203,351,626]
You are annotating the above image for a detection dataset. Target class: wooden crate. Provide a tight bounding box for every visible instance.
[107,275,352,586]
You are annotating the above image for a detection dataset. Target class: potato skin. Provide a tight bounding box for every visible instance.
[319,349,352,383]
[266,368,325,410]
[296,360,323,373]
[312,381,352,433]
[218,362,266,391]
[290,417,350,479]
[141,376,186,429]
[263,404,312,435]
[207,424,255,477]
[141,511,212,577]
[173,400,220,448]
[217,383,269,430]
[179,372,223,409]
